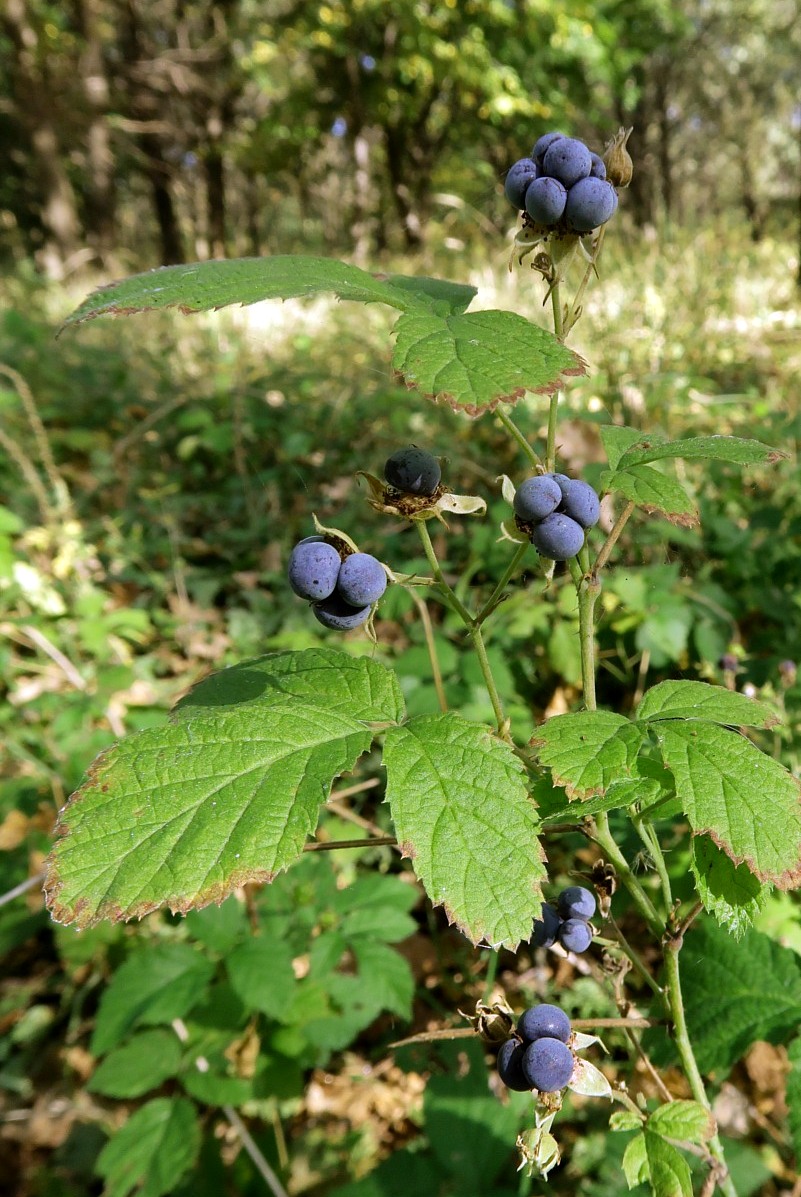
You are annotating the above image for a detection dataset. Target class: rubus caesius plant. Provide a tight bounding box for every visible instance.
[44,128,801,1195]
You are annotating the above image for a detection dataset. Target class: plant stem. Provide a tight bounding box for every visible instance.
[662,945,737,1197]
[576,571,601,711]
[594,500,635,575]
[469,623,510,739]
[594,815,664,938]
[409,589,448,711]
[415,520,474,625]
[475,540,530,625]
[635,817,673,916]
[495,409,543,469]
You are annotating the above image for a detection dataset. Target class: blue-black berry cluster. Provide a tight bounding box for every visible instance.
[532,886,596,954]
[496,1003,575,1094]
[288,536,387,630]
[505,132,618,234]
[514,474,600,561]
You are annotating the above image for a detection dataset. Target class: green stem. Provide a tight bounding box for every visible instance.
[576,572,600,711]
[662,944,737,1197]
[409,589,448,712]
[606,913,663,999]
[636,817,673,916]
[495,409,542,469]
[593,500,635,575]
[469,623,510,739]
[475,540,530,625]
[415,520,474,626]
[594,814,665,938]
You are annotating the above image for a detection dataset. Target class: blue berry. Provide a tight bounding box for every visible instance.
[312,593,371,631]
[589,152,606,179]
[522,1037,575,1092]
[531,901,561,947]
[564,177,618,232]
[504,158,539,210]
[497,1038,530,1091]
[556,478,601,528]
[557,886,596,920]
[524,177,568,226]
[513,475,562,522]
[384,447,441,496]
[518,1004,571,1045]
[336,552,387,607]
[288,538,341,601]
[530,513,585,561]
[531,131,565,166]
[542,137,592,188]
[558,918,593,954]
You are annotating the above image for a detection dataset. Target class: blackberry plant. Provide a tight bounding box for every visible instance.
[41,124,800,1196]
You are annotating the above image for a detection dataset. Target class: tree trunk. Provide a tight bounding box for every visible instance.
[140,133,185,264]
[204,113,227,259]
[383,125,423,249]
[74,0,117,263]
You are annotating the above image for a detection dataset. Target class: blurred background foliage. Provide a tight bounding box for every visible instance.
[2,1,801,1195]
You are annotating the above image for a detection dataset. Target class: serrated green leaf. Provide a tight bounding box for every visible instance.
[384,273,477,313]
[91,944,215,1054]
[602,464,698,526]
[96,1097,200,1197]
[88,1029,182,1098]
[643,1131,693,1197]
[656,722,801,887]
[351,940,414,1018]
[540,778,663,824]
[622,1133,649,1188]
[45,651,403,928]
[786,1036,801,1164]
[617,434,783,470]
[648,1100,715,1145]
[531,711,645,800]
[62,256,427,329]
[225,937,297,1018]
[600,425,644,471]
[383,713,545,948]
[390,308,586,416]
[690,836,771,940]
[637,680,778,729]
[181,1068,252,1106]
[660,922,801,1074]
[610,1110,645,1133]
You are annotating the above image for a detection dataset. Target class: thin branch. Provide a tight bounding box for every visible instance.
[303,837,397,853]
[223,1105,289,1197]
[0,871,45,909]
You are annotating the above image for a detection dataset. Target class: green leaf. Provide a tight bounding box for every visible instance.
[540,778,663,824]
[531,711,645,800]
[62,256,427,329]
[648,1100,715,1145]
[690,836,771,940]
[610,1110,645,1133]
[786,1035,801,1165]
[622,1133,649,1188]
[617,434,783,470]
[390,308,586,416]
[383,273,476,313]
[601,425,644,471]
[643,1131,693,1197]
[351,940,414,1018]
[655,722,801,887]
[636,680,778,728]
[88,1029,182,1098]
[662,922,801,1074]
[96,1097,200,1197]
[602,464,698,527]
[382,713,545,948]
[225,937,297,1019]
[181,1067,252,1106]
[91,944,215,1054]
[45,650,404,927]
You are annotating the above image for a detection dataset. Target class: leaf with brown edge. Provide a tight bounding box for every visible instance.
[531,711,645,801]
[601,464,699,527]
[382,713,546,949]
[655,721,801,888]
[44,649,404,928]
[391,308,586,416]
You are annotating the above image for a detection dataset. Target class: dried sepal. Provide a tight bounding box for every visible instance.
[460,997,515,1043]
[567,1056,613,1098]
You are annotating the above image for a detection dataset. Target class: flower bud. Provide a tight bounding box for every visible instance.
[603,127,633,188]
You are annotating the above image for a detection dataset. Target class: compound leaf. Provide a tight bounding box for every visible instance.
[45,650,404,928]
[622,1133,649,1188]
[643,1131,693,1197]
[391,308,586,416]
[96,1096,200,1197]
[690,836,771,940]
[382,713,545,948]
[62,255,429,328]
[540,778,663,824]
[88,1029,183,1098]
[602,464,698,527]
[531,711,645,800]
[655,722,801,887]
[660,921,801,1074]
[225,936,297,1019]
[383,273,477,313]
[636,680,778,728]
[648,1101,715,1145]
[617,434,784,470]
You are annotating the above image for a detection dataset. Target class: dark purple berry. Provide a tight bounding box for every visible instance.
[336,552,387,607]
[518,1004,571,1045]
[555,478,601,529]
[531,131,565,166]
[288,539,341,601]
[504,158,539,210]
[557,886,596,920]
[589,152,607,179]
[497,1038,530,1091]
[513,475,562,522]
[312,593,371,631]
[542,137,592,188]
[530,513,585,561]
[524,177,567,226]
[531,902,561,948]
[564,177,618,233]
[558,918,593,954]
[522,1037,575,1092]
[384,447,441,496]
